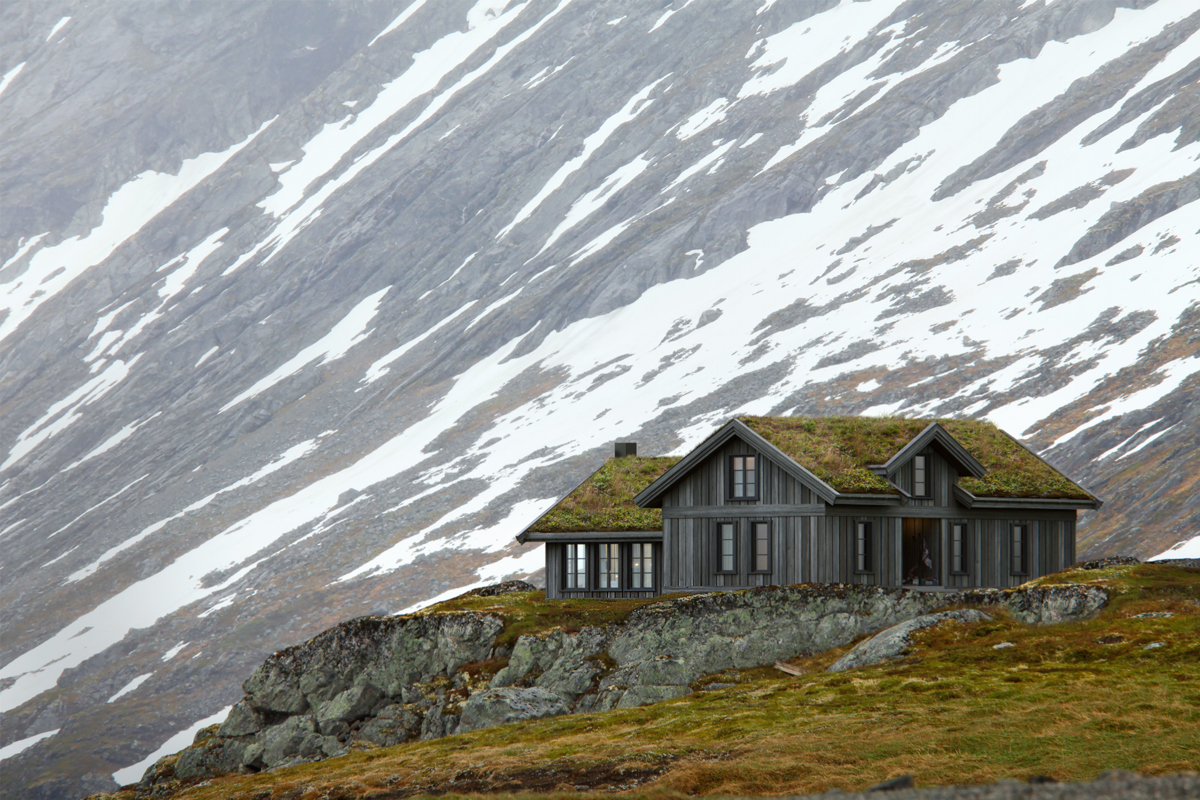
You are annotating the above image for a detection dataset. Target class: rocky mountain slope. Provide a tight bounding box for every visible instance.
[1,0,1197,797]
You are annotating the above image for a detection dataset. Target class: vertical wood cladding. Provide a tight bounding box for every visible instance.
[546,432,1085,598]
[544,541,661,600]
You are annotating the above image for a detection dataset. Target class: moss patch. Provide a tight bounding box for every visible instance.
[740,416,1093,500]
[528,457,679,533]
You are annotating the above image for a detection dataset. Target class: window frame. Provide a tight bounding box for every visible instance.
[630,542,655,590]
[727,454,759,501]
[1010,523,1029,576]
[597,542,621,589]
[716,521,738,574]
[564,543,588,590]
[750,520,772,574]
[855,520,873,574]
[950,522,968,575]
[912,453,931,498]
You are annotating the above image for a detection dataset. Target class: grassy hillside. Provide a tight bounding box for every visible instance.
[106,563,1198,800]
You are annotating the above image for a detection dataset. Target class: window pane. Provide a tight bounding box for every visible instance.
[754,523,769,571]
[720,524,734,572]
[566,544,586,589]
[856,522,869,572]
[914,455,927,497]
[599,543,620,588]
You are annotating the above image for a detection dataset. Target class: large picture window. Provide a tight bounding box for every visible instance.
[913,454,930,498]
[598,543,620,589]
[856,521,872,573]
[751,521,771,573]
[631,542,654,589]
[1011,524,1028,575]
[951,523,967,574]
[717,522,737,573]
[565,543,587,589]
[729,455,758,500]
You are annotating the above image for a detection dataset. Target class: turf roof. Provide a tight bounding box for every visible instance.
[527,456,680,533]
[739,415,1095,500]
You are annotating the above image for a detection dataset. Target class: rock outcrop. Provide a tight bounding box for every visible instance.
[128,580,1107,793]
[827,610,992,673]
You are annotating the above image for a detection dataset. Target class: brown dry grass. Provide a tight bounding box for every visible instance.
[153,564,1199,800]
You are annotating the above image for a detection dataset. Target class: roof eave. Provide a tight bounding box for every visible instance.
[831,493,901,506]
[953,483,1100,510]
[521,530,664,542]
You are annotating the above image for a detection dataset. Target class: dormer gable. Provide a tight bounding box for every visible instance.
[868,422,986,498]
[635,419,839,508]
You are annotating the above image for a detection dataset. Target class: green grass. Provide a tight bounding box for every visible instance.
[741,415,1094,499]
[144,563,1198,800]
[529,457,679,533]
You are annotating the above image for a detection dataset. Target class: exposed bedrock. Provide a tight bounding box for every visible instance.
[129,580,1107,791]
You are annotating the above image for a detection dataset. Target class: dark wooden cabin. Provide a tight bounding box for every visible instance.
[518,417,1101,598]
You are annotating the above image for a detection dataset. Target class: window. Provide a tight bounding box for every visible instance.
[1011,524,1028,575]
[631,542,654,589]
[565,544,587,589]
[751,521,771,573]
[913,454,930,498]
[598,543,620,589]
[729,455,758,500]
[717,522,737,573]
[855,521,872,573]
[951,523,967,574]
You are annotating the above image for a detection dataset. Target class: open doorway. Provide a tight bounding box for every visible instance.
[903,518,939,586]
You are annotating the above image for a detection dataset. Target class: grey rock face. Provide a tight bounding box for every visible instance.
[458,687,571,733]
[132,580,1107,794]
[216,700,262,738]
[827,610,993,673]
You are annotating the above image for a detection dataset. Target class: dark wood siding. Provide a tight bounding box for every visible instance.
[543,541,661,600]
[664,513,817,590]
[660,434,828,591]
[895,448,960,507]
[825,508,1077,589]
[659,435,820,508]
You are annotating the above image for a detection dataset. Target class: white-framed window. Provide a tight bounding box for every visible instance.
[717,522,737,573]
[1011,524,1028,575]
[751,521,771,573]
[598,542,620,589]
[913,454,930,498]
[565,543,587,589]
[631,542,654,589]
[856,521,872,573]
[951,523,967,574]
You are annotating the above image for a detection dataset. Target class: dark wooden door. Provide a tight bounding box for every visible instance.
[902,518,939,584]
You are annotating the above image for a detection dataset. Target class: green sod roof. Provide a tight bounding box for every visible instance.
[739,415,1094,500]
[527,456,680,533]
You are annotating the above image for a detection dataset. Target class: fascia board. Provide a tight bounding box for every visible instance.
[885,422,987,479]
[634,421,742,506]
[728,419,841,504]
[634,419,840,506]
[520,530,664,542]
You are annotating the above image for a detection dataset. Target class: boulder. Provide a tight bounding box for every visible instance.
[458,687,570,733]
[217,700,262,737]
[261,714,317,766]
[316,682,384,729]
[827,609,992,673]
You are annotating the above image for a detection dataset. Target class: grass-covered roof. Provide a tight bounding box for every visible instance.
[739,416,1094,500]
[527,456,681,533]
